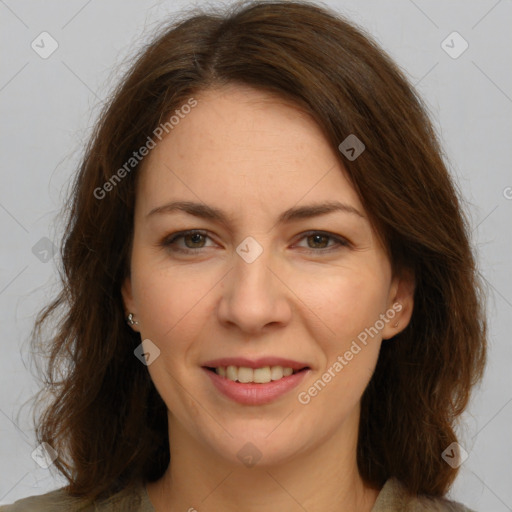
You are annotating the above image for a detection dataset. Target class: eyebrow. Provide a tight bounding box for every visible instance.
[147,200,364,225]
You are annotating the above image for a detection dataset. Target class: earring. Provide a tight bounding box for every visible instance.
[393,321,399,328]
[127,313,139,326]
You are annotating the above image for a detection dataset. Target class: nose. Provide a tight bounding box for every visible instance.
[216,245,292,334]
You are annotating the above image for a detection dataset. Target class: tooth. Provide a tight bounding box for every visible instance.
[226,365,238,381]
[253,366,271,383]
[219,365,297,383]
[237,367,254,383]
[270,366,284,380]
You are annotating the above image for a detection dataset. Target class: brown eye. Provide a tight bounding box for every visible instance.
[183,232,207,248]
[306,234,330,249]
[161,230,214,254]
[295,231,349,254]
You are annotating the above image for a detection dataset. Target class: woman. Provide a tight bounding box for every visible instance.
[1,1,486,510]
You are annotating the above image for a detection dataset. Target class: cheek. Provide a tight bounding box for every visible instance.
[131,249,213,339]
[130,261,214,412]
[296,272,387,416]
[291,263,391,343]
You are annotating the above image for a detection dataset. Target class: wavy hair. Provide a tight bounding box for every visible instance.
[31,0,487,502]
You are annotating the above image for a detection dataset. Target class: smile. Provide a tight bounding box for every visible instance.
[208,365,301,384]
[202,367,310,405]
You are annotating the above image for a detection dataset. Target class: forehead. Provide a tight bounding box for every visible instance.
[136,84,364,219]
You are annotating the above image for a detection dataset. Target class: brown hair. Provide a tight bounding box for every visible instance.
[31,0,487,502]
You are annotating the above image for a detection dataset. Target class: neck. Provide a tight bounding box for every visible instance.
[146,412,380,512]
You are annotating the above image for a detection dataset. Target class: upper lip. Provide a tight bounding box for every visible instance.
[202,357,310,370]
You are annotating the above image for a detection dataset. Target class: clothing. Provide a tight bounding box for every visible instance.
[0,477,475,511]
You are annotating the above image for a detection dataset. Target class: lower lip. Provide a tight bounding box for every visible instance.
[203,368,310,405]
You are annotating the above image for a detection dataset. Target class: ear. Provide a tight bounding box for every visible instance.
[381,268,415,340]
[121,276,140,331]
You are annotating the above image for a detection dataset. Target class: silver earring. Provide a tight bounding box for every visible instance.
[393,321,399,328]
[127,313,139,326]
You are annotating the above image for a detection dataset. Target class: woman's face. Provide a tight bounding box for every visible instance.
[123,84,413,468]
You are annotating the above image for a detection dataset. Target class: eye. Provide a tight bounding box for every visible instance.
[161,230,215,254]
[160,229,350,256]
[294,231,349,253]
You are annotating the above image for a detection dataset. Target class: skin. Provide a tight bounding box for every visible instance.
[122,84,414,512]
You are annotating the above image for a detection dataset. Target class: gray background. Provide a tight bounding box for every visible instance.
[1,0,511,509]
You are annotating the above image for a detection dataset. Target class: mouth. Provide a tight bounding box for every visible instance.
[203,365,310,384]
[200,357,311,405]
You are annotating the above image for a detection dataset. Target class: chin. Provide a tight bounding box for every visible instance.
[197,422,314,469]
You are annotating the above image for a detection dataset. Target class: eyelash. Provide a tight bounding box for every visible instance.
[160,229,350,255]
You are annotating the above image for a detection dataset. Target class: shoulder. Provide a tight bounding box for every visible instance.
[0,481,153,512]
[0,488,87,512]
[373,478,476,512]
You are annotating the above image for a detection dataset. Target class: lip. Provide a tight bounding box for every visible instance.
[202,366,311,405]
[201,357,310,371]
